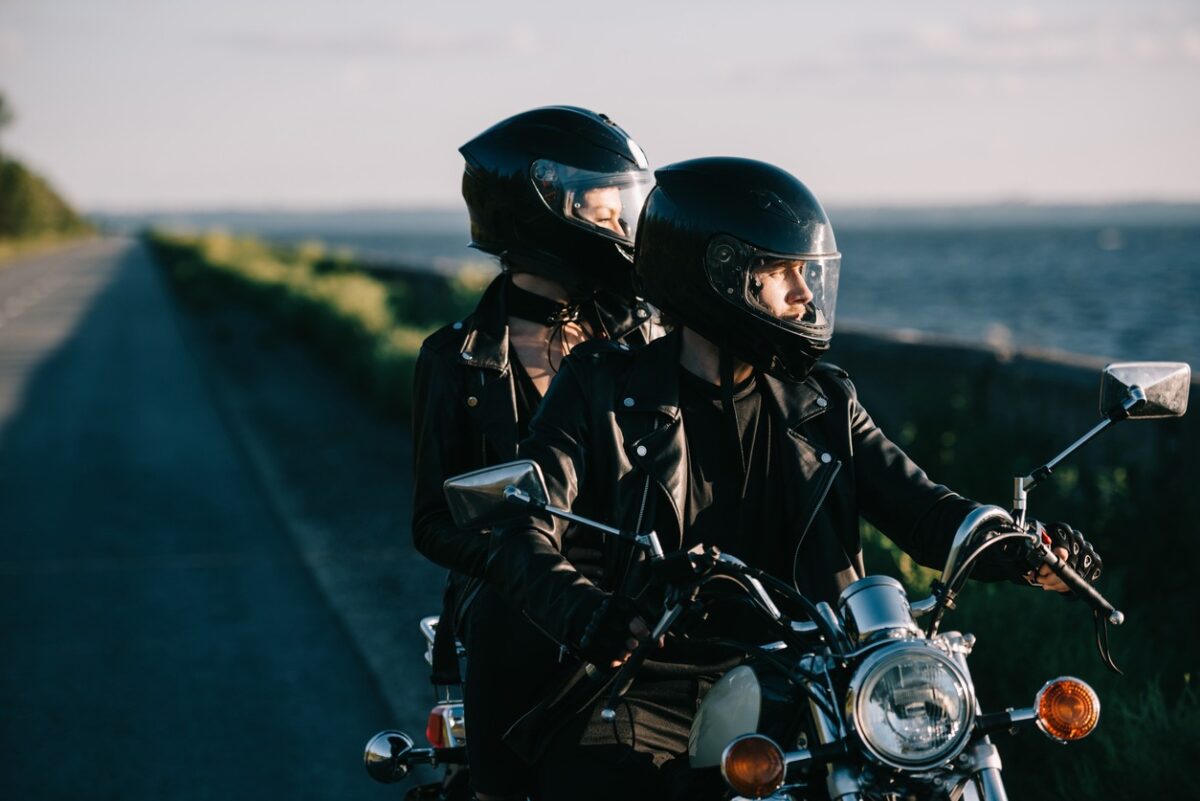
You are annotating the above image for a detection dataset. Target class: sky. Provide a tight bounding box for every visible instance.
[1,0,1198,211]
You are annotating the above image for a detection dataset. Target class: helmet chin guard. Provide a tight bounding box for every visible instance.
[635,157,840,381]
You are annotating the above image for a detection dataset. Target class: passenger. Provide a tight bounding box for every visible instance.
[410,106,662,801]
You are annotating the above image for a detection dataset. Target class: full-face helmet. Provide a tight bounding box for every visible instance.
[635,157,840,381]
[460,106,652,297]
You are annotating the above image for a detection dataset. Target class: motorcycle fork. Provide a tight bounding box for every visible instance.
[948,646,1009,801]
[807,689,862,801]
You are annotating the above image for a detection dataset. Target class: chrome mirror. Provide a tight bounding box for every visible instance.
[1100,362,1190,419]
[364,730,414,784]
[443,459,549,529]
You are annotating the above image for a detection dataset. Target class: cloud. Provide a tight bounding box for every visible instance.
[779,7,1200,79]
[216,25,538,61]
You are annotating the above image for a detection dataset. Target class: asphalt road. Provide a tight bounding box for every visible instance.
[0,240,401,799]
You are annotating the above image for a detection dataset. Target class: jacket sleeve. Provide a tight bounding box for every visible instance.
[485,357,609,651]
[840,375,980,572]
[410,345,489,577]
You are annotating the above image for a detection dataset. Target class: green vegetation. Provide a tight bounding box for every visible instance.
[145,230,490,416]
[859,381,1199,799]
[0,91,94,260]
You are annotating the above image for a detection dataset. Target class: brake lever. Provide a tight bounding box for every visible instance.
[599,586,697,722]
[1094,610,1123,675]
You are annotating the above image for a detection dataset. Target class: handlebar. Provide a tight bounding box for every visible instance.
[1034,542,1125,625]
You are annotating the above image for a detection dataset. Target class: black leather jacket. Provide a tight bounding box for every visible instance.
[486,330,991,656]
[411,273,663,628]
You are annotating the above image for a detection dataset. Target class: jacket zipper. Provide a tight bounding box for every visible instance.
[635,474,651,534]
[791,460,841,590]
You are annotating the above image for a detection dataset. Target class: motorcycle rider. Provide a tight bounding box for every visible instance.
[410,106,662,801]
[484,157,1103,800]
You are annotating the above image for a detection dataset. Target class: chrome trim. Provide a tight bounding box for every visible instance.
[419,616,439,648]
[717,552,783,619]
[844,641,976,771]
[838,575,919,643]
[909,595,938,617]
[719,734,786,799]
[940,506,1014,586]
[1033,676,1101,744]
[1008,707,1038,726]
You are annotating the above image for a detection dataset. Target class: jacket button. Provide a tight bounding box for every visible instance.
[820,452,833,464]
[636,445,648,457]
[462,352,472,360]
[816,397,828,408]
[466,397,478,407]
[623,397,635,407]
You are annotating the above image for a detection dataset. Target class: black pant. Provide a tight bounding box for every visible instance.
[463,586,562,798]
[533,676,724,801]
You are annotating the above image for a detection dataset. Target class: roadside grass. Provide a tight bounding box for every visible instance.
[145,229,488,417]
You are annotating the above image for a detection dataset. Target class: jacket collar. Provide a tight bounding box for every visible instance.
[457,273,655,370]
[458,274,510,372]
[757,371,831,433]
[620,330,684,419]
[593,289,656,343]
[619,330,831,431]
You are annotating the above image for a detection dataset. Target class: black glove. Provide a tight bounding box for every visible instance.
[1042,521,1103,585]
[575,594,640,666]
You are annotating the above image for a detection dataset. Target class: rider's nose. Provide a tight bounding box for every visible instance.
[787,273,814,306]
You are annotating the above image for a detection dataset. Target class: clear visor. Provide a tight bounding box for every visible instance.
[706,236,840,343]
[531,159,653,246]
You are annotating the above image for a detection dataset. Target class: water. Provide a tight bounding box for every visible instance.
[318,222,1200,369]
[833,224,1200,367]
[110,208,1200,368]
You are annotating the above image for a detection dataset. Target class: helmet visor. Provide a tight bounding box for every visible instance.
[706,236,840,343]
[531,159,653,246]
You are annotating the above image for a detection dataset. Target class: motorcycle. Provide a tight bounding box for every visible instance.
[365,361,1190,800]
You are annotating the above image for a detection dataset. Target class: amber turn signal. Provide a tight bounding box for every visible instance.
[721,734,786,798]
[1035,677,1101,742]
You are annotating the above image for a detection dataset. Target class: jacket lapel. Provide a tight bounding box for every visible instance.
[759,374,842,548]
[616,333,687,549]
[459,277,519,459]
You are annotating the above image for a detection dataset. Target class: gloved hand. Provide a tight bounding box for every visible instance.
[1031,521,1103,592]
[574,594,648,668]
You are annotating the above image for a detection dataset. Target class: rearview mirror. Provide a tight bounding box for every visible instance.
[1100,362,1190,419]
[363,730,414,784]
[443,459,549,529]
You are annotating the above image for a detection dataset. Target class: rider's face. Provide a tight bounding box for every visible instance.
[749,258,815,320]
[572,186,625,236]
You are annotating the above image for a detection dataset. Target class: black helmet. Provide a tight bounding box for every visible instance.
[635,157,840,382]
[459,106,652,297]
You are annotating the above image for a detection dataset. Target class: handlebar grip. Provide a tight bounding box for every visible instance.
[1044,552,1125,625]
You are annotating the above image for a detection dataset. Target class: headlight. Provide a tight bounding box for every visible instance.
[846,643,974,769]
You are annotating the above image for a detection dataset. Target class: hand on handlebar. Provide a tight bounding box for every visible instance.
[576,595,663,668]
[1028,522,1103,594]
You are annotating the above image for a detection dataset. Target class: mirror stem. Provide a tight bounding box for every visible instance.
[1011,386,1145,527]
[502,485,663,558]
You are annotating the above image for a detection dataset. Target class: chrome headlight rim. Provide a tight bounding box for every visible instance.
[845,641,975,770]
